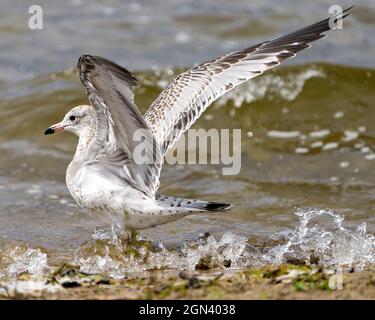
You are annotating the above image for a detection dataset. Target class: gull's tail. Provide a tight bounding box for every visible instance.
[156,194,231,212]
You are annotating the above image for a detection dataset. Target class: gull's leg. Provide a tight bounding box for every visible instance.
[110,223,121,246]
[110,223,134,248]
[121,229,134,244]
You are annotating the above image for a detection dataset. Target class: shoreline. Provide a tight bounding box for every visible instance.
[1,264,374,300]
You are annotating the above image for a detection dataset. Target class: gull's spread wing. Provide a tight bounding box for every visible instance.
[78,55,161,197]
[144,8,352,154]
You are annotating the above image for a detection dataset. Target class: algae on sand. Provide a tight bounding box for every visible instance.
[1,264,375,300]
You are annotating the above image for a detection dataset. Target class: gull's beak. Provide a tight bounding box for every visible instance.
[44,122,65,135]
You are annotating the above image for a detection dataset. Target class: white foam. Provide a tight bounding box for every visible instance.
[217,68,325,107]
[267,130,300,139]
[342,130,359,142]
[322,142,339,150]
[309,129,330,138]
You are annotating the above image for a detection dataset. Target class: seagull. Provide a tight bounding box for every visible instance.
[45,9,351,230]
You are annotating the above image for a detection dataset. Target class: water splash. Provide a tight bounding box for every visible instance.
[74,208,375,277]
[263,209,375,270]
[1,209,374,279]
[74,231,258,278]
[0,243,49,278]
[151,232,260,270]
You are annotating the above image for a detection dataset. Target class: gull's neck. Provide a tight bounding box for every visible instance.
[73,126,96,161]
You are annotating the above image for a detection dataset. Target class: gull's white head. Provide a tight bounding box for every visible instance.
[45,105,96,136]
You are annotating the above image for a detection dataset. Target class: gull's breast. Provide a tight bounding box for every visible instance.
[65,161,160,229]
[66,161,131,213]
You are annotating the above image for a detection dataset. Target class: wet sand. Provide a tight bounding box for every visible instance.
[1,264,374,300]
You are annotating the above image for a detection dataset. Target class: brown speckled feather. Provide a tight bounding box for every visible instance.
[144,8,352,154]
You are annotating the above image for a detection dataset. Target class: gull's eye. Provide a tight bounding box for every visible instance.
[69,115,76,121]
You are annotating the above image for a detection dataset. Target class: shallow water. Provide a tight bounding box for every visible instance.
[0,1,374,278]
